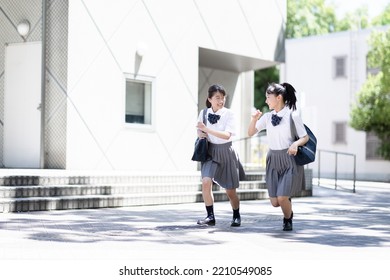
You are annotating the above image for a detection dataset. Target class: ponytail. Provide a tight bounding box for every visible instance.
[266,82,298,110]
[281,82,297,110]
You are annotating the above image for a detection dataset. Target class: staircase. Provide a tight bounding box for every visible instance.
[0,171,269,213]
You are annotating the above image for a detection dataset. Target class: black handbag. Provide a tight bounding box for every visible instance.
[290,116,317,166]
[191,109,209,162]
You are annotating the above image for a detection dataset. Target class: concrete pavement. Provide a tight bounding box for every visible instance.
[0,180,389,279]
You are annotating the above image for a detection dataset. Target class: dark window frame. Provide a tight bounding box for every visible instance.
[124,76,154,129]
[334,56,347,78]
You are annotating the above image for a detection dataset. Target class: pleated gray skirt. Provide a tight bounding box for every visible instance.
[201,142,246,189]
[265,149,305,197]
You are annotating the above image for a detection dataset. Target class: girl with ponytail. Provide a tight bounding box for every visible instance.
[247,82,309,231]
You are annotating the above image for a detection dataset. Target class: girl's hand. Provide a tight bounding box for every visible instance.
[196,122,208,138]
[288,143,299,156]
[248,109,262,137]
[251,109,262,120]
[197,129,207,139]
[196,121,206,131]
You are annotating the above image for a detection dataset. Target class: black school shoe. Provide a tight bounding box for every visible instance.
[283,212,293,231]
[230,216,241,227]
[197,215,216,226]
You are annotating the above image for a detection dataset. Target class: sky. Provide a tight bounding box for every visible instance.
[327,0,389,19]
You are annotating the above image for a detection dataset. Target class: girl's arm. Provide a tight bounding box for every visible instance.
[196,122,231,140]
[248,110,262,137]
[288,112,310,155]
[287,134,309,156]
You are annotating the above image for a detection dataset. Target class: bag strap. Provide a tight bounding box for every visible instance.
[202,108,207,125]
[290,114,299,141]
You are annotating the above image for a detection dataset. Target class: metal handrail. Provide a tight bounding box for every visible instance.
[317,149,356,193]
[232,131,267,171]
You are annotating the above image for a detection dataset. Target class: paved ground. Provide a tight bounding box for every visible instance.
[0,180,389,279]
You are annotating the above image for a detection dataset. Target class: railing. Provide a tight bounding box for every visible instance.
[232,131,267,171]
[317,149,356,193]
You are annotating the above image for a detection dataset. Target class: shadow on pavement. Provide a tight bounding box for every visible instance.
[1,186,389,248]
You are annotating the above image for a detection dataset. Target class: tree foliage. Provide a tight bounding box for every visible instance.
[371,4,390,26]
[335,7,370,31]
[367,30,390,92]
[286,0,389,37]
[254,66,279,112]
[286,0,337,38]
[350,29,390,159]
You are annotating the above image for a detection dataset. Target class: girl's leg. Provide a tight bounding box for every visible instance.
[269,197,280,207]
[270,196,293,231]
[201,177,214,206]
[278,196,293,231]
[225,188,241,227]
[197,177,215,225]
[277,196,292,218]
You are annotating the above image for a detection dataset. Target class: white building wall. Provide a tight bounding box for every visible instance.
[65,0,286,172]
[198,68,255,165]
[284,28,390,181]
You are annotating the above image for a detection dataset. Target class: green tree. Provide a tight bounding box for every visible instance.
[367,30,390,91]
[286,0,337,38]
[350,29,390,159]
[336,7,370,31]
[371,4,390,26]
[254,66,279,112]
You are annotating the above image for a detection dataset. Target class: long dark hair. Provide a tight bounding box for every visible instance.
[206,84,226,108]
[266,82,297,110]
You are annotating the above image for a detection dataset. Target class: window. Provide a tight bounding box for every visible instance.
[334,56,347,78]
[125,79,152,125]
[333,122,347,144]
[366,132,383,160]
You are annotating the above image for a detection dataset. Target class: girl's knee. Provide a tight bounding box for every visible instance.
[202,178,212,187]
[225,189,237,198]
[270,198,280,207]
[278,196,290,204]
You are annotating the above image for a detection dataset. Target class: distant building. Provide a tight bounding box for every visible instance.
[283,26,390,181]
[0,0,286,172]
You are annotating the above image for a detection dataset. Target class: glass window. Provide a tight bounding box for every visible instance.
[334,56,347,78]
[366,132,383,160]
[125,80,152,125]
[333,122,347,144]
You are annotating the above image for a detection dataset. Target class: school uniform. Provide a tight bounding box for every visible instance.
[197,107,245,189]
[255,106,307,197]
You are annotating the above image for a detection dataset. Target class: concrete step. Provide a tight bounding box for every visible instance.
[0,180,266,199]
[0,188,268,213]
[0,172,265,186]
[0,170,313,213]
[0,171,268,212]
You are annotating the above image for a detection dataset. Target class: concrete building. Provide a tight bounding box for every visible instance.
[283,26,390,181]
[0,0,286,172]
